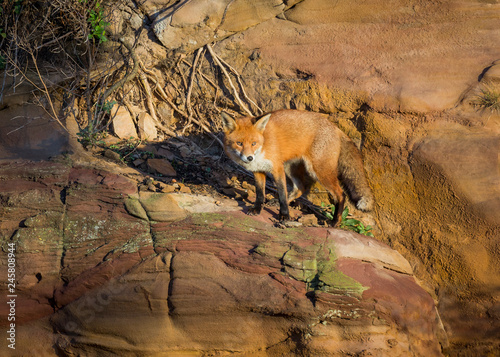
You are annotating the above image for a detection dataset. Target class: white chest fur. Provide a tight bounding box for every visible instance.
[229,149,274,173]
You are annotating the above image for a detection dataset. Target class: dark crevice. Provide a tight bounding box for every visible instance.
[48,291,57,313]
[58,180,69,301]
[167,253,176,315]
[59,187,67,204]
[478,64,494,82]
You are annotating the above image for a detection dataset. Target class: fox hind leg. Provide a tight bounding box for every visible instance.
[285,161,305,203]
[312,161,345,226]
[322,176,345,226]
[285,160,316,203]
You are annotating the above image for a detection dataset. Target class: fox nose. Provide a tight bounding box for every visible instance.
[247,156,253,162]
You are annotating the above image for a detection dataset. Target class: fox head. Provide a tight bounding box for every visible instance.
[221,112,271,164]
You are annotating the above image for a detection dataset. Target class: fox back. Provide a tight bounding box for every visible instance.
[222,110,344,171]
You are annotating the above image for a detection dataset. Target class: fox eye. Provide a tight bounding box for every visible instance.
[236,141,243,146]
[252,142,257,146]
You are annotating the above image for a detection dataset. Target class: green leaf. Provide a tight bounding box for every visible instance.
[341,207,349,220]
[342,219,358,226]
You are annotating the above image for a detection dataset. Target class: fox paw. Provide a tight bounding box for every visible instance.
[356,196,374,211]
[247,205,262,216]
[278,213,291,222]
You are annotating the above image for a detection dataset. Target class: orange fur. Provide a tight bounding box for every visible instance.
[221,109,374,224]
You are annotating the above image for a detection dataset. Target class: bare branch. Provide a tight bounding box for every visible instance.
[29,51,68,132]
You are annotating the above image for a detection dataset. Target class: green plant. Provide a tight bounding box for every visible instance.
[86,1,109,43]
[475,83,500,113]
[339,207,374,237]
[13,0,22,14]
[0,7,6,39]
[320,204,374,236]
[76,127,107,148]
[99,100,117,114]
[112,138,143,163]
[320,202,336,221]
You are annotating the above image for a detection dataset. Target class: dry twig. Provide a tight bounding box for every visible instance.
[30,51,68,132]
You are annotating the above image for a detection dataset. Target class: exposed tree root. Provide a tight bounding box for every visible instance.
[206,43,254,116]
[184,47,204,134]
[101,38,139,105]
[140,59,224,147]
[214,50,263,115]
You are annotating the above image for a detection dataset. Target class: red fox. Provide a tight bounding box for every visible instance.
[221,109,374,225]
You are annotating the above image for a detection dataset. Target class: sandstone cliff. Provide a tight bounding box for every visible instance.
[1,162,444,356]
[0,0,499,355]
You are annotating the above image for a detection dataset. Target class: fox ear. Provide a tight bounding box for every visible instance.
[254,113,271,132]
[221,112,237,132]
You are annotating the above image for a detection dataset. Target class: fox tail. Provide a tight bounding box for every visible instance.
[338,137,374,211]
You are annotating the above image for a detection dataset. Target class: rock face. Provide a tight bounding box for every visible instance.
[151,0,302,53]
[0,104,69,162]
[0,162,444,356]
[145,158,177,177]
[111,105,138,139]
[137,112,158,140]
[411,127,500,225]
[1,0,499,355]
[139,0,500,354]
[149,0,500,112]
[238,0,500,112]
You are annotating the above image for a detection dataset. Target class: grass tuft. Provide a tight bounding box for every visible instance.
[475,83,500,113]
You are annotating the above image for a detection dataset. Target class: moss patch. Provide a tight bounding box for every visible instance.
[253,228,368,297]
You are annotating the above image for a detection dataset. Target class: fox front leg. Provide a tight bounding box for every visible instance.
[273,168,290,222]
[248,171,266,216]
